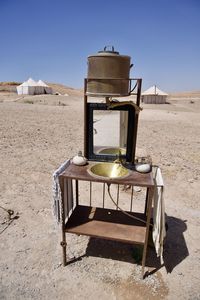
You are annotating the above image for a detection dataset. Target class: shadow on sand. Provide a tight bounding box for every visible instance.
[68,215,188,275]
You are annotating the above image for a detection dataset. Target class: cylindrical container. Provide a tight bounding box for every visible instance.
[87,46,132,97]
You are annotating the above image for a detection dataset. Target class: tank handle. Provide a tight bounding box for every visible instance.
[104,45,115,52]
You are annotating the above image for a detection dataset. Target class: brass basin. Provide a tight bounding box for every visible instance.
[98,147,126,155]
[88,162,129,179]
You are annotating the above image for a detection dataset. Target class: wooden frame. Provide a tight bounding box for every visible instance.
[86,102,136,162]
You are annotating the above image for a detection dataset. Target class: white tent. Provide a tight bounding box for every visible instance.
[37,80,52,94]
[141,85,168,104]
[17,78,38,95]
[17,78,52,95]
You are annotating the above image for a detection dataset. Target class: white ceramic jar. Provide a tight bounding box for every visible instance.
[72,151,87,166]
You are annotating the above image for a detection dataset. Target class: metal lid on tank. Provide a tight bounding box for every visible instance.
[88,46,130,58]
[98,46,119,55]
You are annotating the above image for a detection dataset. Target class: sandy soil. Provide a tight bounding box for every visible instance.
[0,92,200,299]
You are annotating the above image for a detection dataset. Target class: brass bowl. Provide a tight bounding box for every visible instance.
[98,147,126,155]
[88,162,129,179]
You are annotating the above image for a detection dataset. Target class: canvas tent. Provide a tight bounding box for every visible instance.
[17,78,52,95]
[17,78,37,95]
[37,80,53,94]
[141,85,168,104]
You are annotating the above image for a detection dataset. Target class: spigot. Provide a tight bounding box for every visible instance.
[107,100,142,114]
[114,152,125,165]
[114,158,122,164]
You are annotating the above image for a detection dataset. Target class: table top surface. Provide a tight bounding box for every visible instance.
[60,161,154,187]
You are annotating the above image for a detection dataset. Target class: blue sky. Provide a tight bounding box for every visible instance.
[0,0,199,92]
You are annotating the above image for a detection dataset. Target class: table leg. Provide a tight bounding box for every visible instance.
[141,186,154,278]
[60,234,67,266]
[59,176,67,266]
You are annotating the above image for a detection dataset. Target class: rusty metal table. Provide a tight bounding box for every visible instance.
[59,161,154,278]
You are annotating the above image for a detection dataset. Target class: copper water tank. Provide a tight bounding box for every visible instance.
[86,46,132,97]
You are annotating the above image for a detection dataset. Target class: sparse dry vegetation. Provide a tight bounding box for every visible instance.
[0,81,21,86]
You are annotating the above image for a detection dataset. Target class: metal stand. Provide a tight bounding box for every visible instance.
[59,161,154,279]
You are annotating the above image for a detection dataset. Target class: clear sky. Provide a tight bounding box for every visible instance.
[0,0,199,92]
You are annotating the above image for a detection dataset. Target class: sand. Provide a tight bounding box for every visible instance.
[0,92,200,299]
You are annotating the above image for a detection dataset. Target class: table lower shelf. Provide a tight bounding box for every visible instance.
[65,205,148,245]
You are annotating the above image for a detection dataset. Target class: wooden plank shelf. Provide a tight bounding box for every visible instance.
[65,205,147,244]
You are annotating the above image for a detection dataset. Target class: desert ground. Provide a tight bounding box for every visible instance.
[0,86,200,299]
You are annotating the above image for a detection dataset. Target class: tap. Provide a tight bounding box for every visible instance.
[114,149,125,165]
[107,100,142,114]
[114,158,122,164]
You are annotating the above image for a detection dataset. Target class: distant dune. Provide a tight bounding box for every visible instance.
[0,82,20,93]
[47,82,83,96]
[169,90,200,98]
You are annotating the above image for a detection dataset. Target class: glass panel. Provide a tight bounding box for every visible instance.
[93,110,128,156]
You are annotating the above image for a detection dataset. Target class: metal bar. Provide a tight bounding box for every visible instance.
[84,78,88,158]
[144,188,149,215]
[130,185,134,212]
[70,179,74,209]
[64,178,69,217]
[102,183,105,208]
[89,182,92,206]
[116,184,119,210]
[132,78,142,163]
[136,79,142,107]
[85,77,142,80]
[75,180,79,206]
[141,186,154,278]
